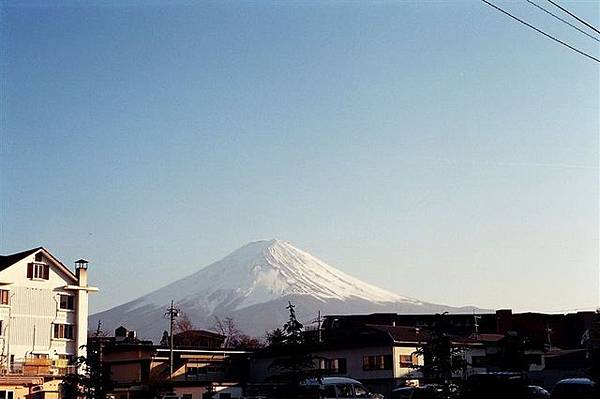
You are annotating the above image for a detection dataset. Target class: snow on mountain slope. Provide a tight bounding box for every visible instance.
[91,239,480,338]
[126,239,420,313]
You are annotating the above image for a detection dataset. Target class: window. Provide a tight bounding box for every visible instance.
[0,391,14,399]
[27,263,49,280]
[59,295,74,310]
[53,324,74,340]
[354,385,370,398]
[182,395,192,399]
[35,253,43,262]
[0,290,9,305]
[318,358,347,374]
[399,354,415,368]
[336,384,354,398]
[363,355,393,371]
[218,394,231,399]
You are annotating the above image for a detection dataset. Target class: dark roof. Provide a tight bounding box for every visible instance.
[0,247,42,272]
[174,329,225,340]
[0,247,78,282]
[367,324,429,343]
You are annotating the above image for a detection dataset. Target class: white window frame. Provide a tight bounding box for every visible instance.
[0,390,15,399]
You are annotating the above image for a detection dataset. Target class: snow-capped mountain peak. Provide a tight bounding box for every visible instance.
[130,239,419,314]
[92,239,478,338]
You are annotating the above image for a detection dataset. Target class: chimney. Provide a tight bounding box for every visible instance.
[75,259,89,287]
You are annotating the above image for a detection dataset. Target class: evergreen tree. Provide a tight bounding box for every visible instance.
[266,328,286,347]
[61,337,107,399]
[412,313,464,398]
[268,302,319,399]
[160,330,170,346]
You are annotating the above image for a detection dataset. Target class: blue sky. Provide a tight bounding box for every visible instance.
[1,0,598,314]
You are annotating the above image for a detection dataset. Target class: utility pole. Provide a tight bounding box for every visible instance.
[545,324,553,351]
[473,310,481,340]
[317,310,322,343]
[95,320,104,396]
[164,300,180,379]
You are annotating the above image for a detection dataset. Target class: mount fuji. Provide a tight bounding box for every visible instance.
[91,239,479,339]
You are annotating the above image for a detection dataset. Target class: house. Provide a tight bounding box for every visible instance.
[100,327,251,399]
[0,247,98,398]
[310,311,596,391]
[250,324,426,396]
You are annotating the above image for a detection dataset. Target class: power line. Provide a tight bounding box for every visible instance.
[546,0,600,36]
[526,0,599,42]
[481,0,600,63]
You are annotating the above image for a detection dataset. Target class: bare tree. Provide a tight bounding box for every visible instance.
[174,312,195,334]
[212,316,241,348]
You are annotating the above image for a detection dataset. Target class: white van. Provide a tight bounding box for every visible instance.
[303,376,380,399]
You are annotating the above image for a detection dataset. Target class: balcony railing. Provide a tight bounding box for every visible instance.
[2,359,77,376]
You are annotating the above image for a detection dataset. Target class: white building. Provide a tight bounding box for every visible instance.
[0,247,97,398]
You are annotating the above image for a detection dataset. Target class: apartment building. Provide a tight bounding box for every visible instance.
[0,247,97,398]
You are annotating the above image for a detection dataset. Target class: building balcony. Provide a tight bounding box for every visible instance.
[2,359,77,377]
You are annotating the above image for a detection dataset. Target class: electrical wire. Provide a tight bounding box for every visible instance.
[546,0,600,36]
[481,0,600,63]
[526,0,599,42]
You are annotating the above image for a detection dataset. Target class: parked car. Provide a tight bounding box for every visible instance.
[527,385,550,398]
[303,376,383,398]
[390,385,455,399]
[550,378,597,399]
[391,387,417,399]
[462,372,531,399]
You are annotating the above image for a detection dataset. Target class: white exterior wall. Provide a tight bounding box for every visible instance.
[392,346,423,379]
[0,250,90,367]
[313,346,394,382]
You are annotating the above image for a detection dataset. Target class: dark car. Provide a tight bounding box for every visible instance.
[391,387,417,399]
[550,378,597,399]
[391,385,456,399]
[462,372,530,399]
[528,385,550,398]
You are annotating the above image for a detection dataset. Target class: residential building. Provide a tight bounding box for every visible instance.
[0,247,97,398]
[99,327,251,399]
[250,324,426,396]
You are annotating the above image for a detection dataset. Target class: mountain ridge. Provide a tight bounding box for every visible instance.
[91,239,484,339]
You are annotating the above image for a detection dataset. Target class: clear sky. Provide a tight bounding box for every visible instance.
[1,0,598,314]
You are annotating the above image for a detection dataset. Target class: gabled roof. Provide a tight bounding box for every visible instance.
[0,247,78,282]
[0,247,43,272]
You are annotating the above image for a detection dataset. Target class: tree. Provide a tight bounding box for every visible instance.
[267,301,319,399]
[175,312,195,334]
[61,330,107,399]
[213,316,242,348]
[231,334,264,350]
[266,328,286,347]
[203,384,216,399]
[412,313,464,398]
[497,332,529,372]
[160,330,170,346]
[586,309,600,382]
